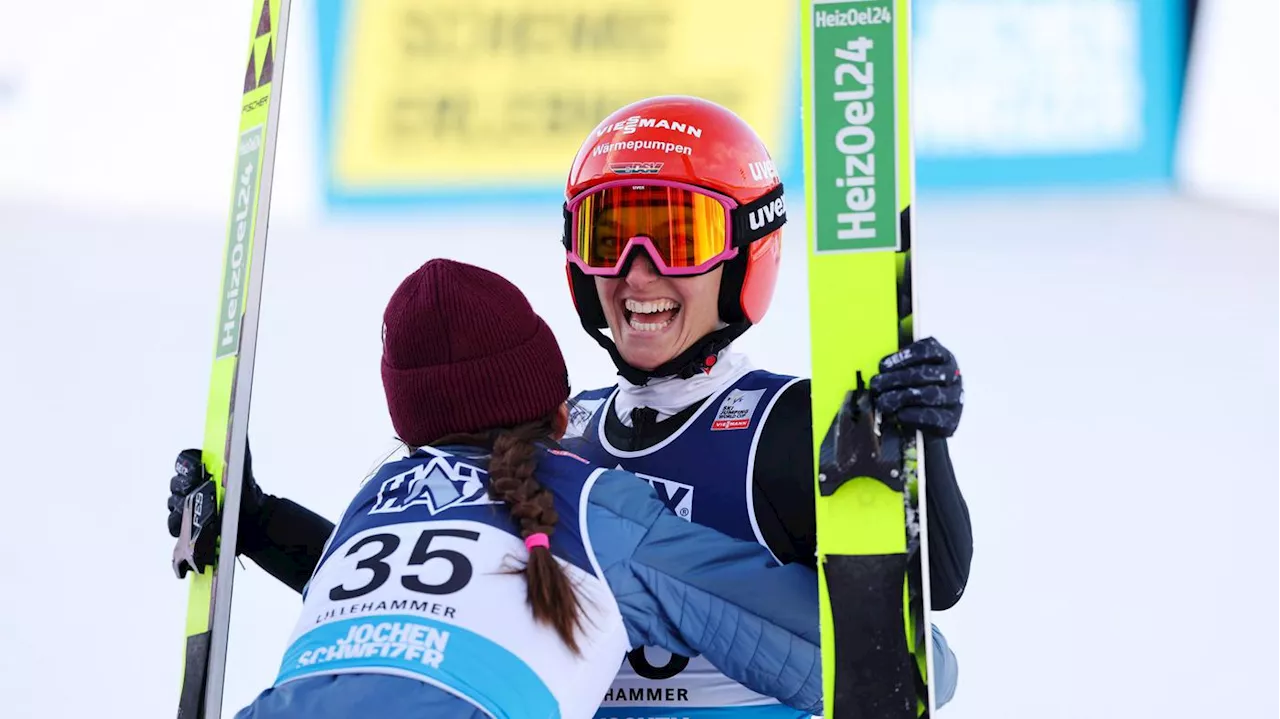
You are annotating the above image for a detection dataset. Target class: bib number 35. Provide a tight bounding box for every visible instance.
[329,528,480,601]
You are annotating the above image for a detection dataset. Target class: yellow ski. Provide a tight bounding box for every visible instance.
[801,1,934,716]
[172,1,293,716]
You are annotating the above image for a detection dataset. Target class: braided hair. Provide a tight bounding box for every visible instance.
[431,414,587,654]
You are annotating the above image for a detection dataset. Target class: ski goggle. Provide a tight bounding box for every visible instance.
[563,179,787,277]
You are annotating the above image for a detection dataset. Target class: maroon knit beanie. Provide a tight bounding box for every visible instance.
[380,259,570,447]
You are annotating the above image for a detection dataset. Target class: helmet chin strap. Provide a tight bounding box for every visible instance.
[582,316,752,387]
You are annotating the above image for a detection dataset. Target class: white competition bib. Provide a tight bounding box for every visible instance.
[276,518,629,719]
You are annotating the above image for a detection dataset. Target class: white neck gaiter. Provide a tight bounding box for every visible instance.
[612,347,756,426]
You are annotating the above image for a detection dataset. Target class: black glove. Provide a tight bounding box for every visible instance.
[870,337,964,438]
[167,443,266,570]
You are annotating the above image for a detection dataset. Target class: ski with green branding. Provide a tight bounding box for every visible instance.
[171,1,293,717]
[801,1,934,717]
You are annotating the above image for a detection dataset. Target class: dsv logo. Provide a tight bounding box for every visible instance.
[607,161,664,175]
[625,469,694,520]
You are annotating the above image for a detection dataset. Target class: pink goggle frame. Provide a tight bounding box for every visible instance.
[563,179,745,277]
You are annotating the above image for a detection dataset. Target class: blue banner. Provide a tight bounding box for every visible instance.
[910,0,1185,191]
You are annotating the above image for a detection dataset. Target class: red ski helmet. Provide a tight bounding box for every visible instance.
[561,95,786,383]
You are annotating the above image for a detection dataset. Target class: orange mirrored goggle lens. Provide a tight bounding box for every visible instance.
[575,185,729,271]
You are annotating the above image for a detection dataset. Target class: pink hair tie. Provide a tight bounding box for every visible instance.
[525,532,550,551]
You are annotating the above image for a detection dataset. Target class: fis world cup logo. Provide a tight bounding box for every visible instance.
[712,389,766,431]
[564,397,604,440]
[370,454,499,515]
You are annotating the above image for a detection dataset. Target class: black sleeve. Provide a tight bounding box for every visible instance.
[237,495,335,594]
[921,436,972,610]
[750,380,973,610]
[750,380,819,569]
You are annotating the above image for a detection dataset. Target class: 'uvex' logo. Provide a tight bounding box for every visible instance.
[748,196,787,231]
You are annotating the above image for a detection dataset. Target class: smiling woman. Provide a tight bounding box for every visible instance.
[554,96,970,714]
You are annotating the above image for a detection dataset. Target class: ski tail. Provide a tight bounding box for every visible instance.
[802,0,934,717]
[174,2,293,717]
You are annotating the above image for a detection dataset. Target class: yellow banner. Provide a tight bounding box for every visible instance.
[330,0,796,192]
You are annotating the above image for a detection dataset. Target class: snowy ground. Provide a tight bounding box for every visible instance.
[0,191,1275,718]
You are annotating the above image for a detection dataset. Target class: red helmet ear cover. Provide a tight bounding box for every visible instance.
[740,231,781,324]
